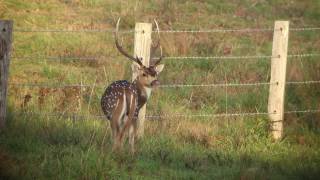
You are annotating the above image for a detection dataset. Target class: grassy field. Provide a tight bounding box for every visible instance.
[1,0,320,179]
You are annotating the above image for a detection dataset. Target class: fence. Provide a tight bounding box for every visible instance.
[1,19,320,140]
[0,20,12,129]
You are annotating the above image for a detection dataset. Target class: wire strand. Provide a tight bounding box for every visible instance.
[286,80,320,85]
[13,27,320,33]
[16,109,320,121]
[160,80,320,88]
[14,29,134,33]
[289,27,320,31]
[155,28,275,33]
[9,83,93,88]
[8,80,320,89]
[287,53,320,58]
[159,82,275,88]
[11,56,101,61]
[11,53,320,61]
[165,55,274,60]
[157,27,320,33]
[285,109,320,114]
[146,112,272,119]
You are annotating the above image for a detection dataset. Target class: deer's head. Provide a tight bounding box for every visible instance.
[115,18,164,88]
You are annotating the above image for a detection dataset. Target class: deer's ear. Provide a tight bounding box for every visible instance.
[155,64,164,73]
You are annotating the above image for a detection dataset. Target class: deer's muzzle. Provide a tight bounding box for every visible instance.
[151,80,160,87]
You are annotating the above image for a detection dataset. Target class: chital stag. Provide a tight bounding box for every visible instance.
[101,18,164,153]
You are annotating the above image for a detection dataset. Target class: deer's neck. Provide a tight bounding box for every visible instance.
[133,80,152,109]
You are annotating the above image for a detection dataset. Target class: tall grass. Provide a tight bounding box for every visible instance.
[1,110,320,179]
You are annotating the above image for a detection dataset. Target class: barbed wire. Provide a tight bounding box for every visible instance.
[17,108,320,121]
[159,82,275,88]
[147,109,320,119]
[16,111,106,120]
[164,55,274,60]
[8,80,320,89]
[13,28,274,33]
[285,109,320,114]
[14,29,133,33]
[146,112,273,119]
[13,27,320,33]
[9,82,272,89]
[286,80,320,85]
[11,53,320,61]
[156,28,274,33]
[287,53,320,58]
[14,111,270,121]
[289,27,320,31]
[157,27,320,33]
[11,56,101,61]
[13,55,274,61]
[150,109,320,119]
[160,53,320,60]
[159,80,320,88]
[9,83,93,88]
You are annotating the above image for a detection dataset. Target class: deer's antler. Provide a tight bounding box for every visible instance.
[115,18,143,67]
[151,19,164,66]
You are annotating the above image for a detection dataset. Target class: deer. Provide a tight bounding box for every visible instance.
[101,18,164,153]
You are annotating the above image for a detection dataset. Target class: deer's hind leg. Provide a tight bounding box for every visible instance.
[128,118,138,154]
[110,96,126,152]
[111,116,120,152]
[124,95,138,154]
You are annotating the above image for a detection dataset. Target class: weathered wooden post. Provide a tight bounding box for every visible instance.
[132,22,152,137]
[268,21,289,140]
[0,20,13,129]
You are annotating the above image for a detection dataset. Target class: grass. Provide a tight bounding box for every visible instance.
[1,0,320,179]
[1,111,320,179]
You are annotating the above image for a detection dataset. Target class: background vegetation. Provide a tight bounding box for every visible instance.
[0,0,319,179]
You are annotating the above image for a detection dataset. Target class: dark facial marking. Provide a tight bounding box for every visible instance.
[143,66,157,77]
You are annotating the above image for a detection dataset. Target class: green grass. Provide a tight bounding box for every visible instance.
[1,0,320,179]
[1,112,320,179]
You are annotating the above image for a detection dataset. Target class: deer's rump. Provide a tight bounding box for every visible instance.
[101,80,138,120]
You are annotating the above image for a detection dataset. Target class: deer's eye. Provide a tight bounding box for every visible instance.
[142,73,147,77]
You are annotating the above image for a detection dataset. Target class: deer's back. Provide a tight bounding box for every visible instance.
[101,80,138,120]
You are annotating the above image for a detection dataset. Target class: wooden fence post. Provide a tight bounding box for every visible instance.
[133,22,152,137]
[268,21,289,140]
[0,20,13,129]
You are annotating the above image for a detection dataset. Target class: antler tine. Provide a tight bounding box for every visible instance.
[154,19,161,39]
[153,46,163,66]
[150,40,160,57]
[115,18,143,67]
[151,19,164,66]
[150,19,161,57]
